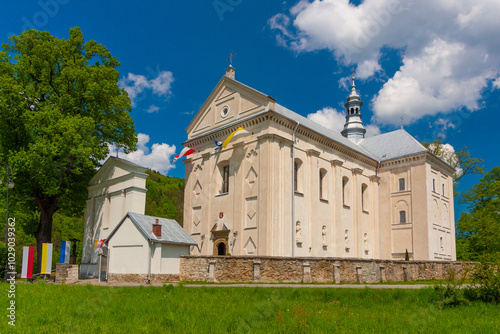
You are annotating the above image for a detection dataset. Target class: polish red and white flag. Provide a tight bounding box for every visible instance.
[173,146,195,162]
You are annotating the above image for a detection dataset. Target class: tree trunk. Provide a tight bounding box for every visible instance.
[34,197,58,274]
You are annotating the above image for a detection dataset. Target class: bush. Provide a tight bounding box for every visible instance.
[435,261,500,307]
[468,262,500,303]
[434,267,470,308]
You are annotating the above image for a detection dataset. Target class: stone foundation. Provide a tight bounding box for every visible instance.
[180,256,476,283]
[107,273,180,284]
[56,264,79,284]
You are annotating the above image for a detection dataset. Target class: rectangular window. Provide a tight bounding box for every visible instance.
[399,210,406,224]
[222,165,229,193]
[442,184,445,196]
[433,179,436,192]
[399,178,405,191]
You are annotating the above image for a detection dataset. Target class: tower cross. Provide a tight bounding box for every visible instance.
[227,51,236,66]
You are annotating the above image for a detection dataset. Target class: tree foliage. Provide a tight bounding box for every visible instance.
[422,138,483,183]
[456,167,500,262]
[0,28,137,271]
[145,170,184,226]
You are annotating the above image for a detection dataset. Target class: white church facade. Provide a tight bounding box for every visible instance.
[182,66,456,261]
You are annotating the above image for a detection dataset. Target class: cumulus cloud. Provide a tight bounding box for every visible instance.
[269,0,500,126]
[119,71,174,106]
[145,105,160,113]
[307,107,345,133]
[306,107,380,137]
[107,133,177,175]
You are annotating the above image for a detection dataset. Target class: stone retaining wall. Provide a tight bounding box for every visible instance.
[107,273,180,284]
[180,256,476,283]
[55,264,79,284]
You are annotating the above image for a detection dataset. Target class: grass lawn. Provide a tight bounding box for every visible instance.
[1,282,498,333]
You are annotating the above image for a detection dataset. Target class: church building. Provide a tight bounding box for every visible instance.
[182,66,456,261]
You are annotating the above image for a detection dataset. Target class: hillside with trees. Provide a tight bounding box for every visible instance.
[145,170,185,226]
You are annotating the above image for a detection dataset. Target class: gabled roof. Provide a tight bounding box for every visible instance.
[358,129,428,161]
[89,156,148,185]
[185,75,275,134]
[107,212,197,246]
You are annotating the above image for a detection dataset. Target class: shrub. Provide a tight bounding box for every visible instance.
[434,267,470,308]
[468,261,500,303]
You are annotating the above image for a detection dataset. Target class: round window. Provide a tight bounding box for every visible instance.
[221,106,229,117]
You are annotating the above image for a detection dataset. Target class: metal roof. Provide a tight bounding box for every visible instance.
[125,212,197,246]
[273,103,380,161]
[358,129,428,161]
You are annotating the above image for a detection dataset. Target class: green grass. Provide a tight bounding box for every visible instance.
[1,282,498,333]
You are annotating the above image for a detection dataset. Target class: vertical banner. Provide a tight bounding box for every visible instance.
[40,243,53,274]
[21,246,34,279]
[59,241,71,264]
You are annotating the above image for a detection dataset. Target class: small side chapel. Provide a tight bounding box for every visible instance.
[182,66,456,261]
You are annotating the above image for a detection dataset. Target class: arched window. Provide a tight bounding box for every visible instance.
[342,176,350,207]
[319,168,327,200]
[356,107,359,114]
[294,158,303,193]
[361,183,368,211]
[395,200,409,224]
[350,108,354,114]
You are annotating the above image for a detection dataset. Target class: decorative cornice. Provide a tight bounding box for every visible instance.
[257,133,293,145]
[331,159,344,167]
[307,149,320,157]
[352,168,363,175]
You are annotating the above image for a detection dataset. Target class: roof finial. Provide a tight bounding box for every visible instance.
[351,67,356,88]
[227,50,236,67]
[401,116,404,130]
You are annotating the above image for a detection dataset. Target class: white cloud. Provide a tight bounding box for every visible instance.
[356,59,382,79]
[107,133,177,175]
[307,107,345,133]
[365,124,381,137]
[270,0,500,126]
[145,105,160,113]
[118,71,174,106]
[306,106,380,137]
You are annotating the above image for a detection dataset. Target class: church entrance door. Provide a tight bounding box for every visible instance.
[217,242,226,255]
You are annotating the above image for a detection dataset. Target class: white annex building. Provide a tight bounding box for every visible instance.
[182,66,457,261]
[80,157,195,279]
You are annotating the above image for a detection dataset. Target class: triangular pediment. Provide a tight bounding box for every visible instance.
[186,76,276,139]
[89,157,148,186]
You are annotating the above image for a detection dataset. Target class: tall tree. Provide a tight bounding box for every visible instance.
[422,139,483,183]
[456,167,500,261]
[0,28,137,271]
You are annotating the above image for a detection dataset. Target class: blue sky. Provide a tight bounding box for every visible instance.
[2,1,499,218]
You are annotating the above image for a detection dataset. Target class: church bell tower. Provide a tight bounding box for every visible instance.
[341,70,366,143]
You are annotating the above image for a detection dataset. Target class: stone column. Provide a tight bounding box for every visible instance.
[379,265,386,282]
[331,160,343,257]
[302,261,312,283]
[352,168,363,257]
[369,175,380,259]
[333,263,341,283]
[253,259,261,282]
[208,260,216,282]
